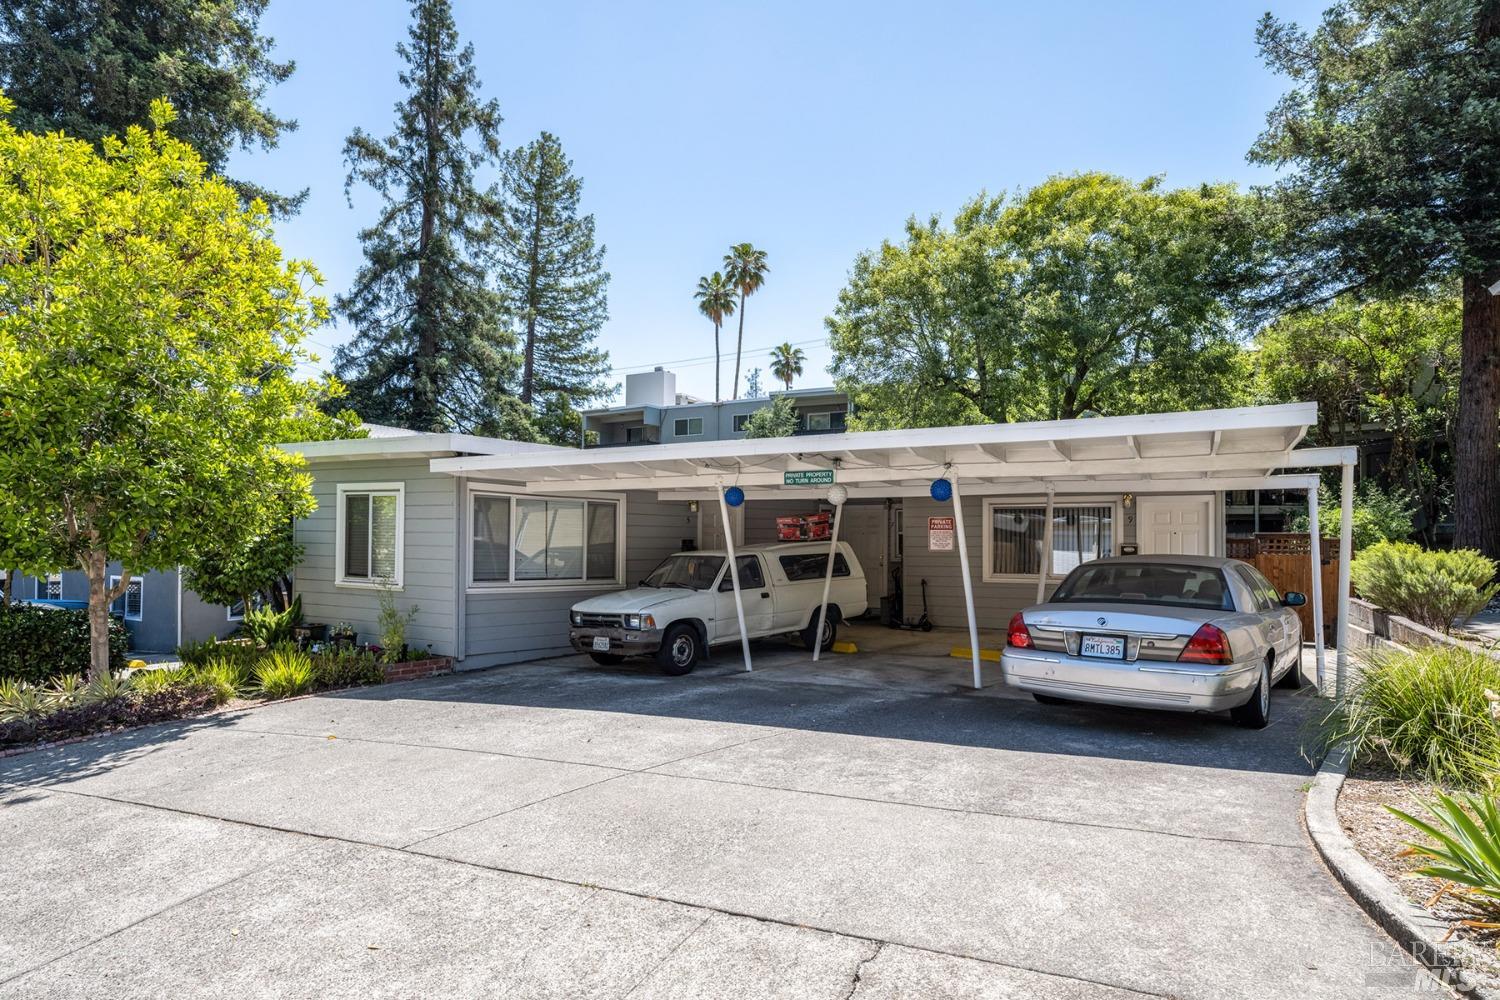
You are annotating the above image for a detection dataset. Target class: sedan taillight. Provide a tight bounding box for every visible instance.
[1007,612,1033,649]
[1178,623,1233,665]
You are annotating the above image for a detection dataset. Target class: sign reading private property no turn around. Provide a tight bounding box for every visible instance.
[928,516,956,551]
[783,469,835,486]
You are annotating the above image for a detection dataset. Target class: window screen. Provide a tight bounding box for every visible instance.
[991,504,1113,576]
[109,576,143,619]
[474,494,618,584]
[472,495,511,582]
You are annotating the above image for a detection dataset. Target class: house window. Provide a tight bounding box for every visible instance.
[733,414,750,433]
[625,426,648,443]
[227,593,265,621]
[36,573,62,600]
[805,412,832,431]
[984,501,1115,581]
[469,489,622,588]
[337,484,404,588]
[673,417,703,436]
[108,575,144,620]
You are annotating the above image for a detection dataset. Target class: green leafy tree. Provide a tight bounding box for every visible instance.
[0,0,302,213]
[740,396,798,439]
[1254,294,1460,527]
[769,342,806,392]
[744,367,765,398]
[695,272,736,403]
[496,131,612,441]
[1291,481,1416,551]
[829,174,1261,429]
[0,98,345,678]
[1251,1,1500,559]
[724,243,769,399]
[334,0,519,434]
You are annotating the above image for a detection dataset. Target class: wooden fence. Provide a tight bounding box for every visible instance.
[1226,533,1343,642]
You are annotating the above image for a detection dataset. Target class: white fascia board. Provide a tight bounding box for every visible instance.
[428,402,1320,477]
[659,474,1323,502]
[282,433,570,463]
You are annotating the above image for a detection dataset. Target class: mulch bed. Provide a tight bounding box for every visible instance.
[0,686,223,753]
[1338,762,1500,990]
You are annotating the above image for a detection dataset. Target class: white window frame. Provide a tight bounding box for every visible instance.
[673,416,704,437]
[466,485,626,593]
[805,411,833,431]
[981,496,1121,584]
[226,592,266,622]
[108,574,145,620]
[36,572,62,601]
[335,482,406,590]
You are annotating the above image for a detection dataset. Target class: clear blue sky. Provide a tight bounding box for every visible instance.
[226,0,1325,403]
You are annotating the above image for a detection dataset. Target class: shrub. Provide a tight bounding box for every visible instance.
[1318,645,1500,789]
[310,647,384,691]
[0,604,129,684]
[1388,791,1500,914]
[0,679,46,726]
[238,595,302,647]
[1350,541,1498,632]
[185,658,250,704]
[129,666,188,695]
[41,673,87,712]
[254,647,313,699]
[376,588,419,663]
[1291,480,1415,549]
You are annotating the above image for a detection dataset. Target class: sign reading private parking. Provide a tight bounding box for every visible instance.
[783,469,835,486]
[928,516,955,551]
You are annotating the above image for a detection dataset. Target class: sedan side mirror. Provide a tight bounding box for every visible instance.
[1282,592,1307,607]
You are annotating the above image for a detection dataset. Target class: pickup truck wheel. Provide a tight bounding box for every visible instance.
[801,613,837,653]
[657,624,699,676]
[589,652,625,666]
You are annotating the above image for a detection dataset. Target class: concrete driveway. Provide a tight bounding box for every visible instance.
[0,642,1436,999]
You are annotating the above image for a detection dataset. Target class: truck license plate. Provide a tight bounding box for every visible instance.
[1080,635,1124,659]
[591,636,611,652]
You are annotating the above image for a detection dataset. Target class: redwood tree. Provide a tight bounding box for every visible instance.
[1251,1,1500,558]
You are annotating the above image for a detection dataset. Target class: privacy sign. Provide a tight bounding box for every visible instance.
[928,516,956,551]
[783,469,835,486]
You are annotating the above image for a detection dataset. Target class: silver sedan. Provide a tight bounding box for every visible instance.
[1000,555,1305,728]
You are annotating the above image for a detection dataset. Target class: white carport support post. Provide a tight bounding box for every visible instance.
[1035,487,1055,604]
[811,500,844,662]
[1307,485,1327,692]
[948,473,983,690]
[717,484,753,673]
[1335,460,1355,699]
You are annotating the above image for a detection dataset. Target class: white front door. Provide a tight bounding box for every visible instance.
[1137,496,1214,556]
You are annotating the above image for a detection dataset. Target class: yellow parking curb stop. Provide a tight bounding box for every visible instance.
[831,641,858,654]
[950,646,1001,662]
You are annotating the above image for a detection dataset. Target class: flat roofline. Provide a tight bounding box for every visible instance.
[280,433,571,463]
[435,402,1321,476]
[581,390,848,417]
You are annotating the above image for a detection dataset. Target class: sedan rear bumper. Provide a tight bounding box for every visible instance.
[1000,648,1262,713]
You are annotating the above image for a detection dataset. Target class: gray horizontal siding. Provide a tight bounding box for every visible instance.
[292,459,458,656]
[461,492,695,668]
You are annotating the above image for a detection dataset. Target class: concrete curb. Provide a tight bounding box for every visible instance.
[1305,743,1496,998]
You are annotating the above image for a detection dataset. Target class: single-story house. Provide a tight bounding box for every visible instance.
[4,566,242,652]
[282,401,1359,692]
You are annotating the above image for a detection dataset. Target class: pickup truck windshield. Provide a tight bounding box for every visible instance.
[643,554,725,590]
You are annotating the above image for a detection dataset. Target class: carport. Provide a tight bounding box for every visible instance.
[431,402,1358,694]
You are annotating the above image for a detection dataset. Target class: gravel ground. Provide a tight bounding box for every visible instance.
[1338,763,1500,990]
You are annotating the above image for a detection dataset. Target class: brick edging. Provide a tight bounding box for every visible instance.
[381,656,454,683]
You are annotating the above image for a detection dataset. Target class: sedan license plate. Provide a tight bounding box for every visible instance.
[1080,634,1124,660]
[591,636,611,652]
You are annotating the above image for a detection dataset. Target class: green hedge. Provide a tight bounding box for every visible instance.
[0,604,129,683]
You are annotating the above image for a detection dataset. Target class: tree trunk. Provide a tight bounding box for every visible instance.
[732,293,745,400]
[714,323,721,403]
[84,549,116,681]
[1455,272,1500,560]
[520,187,545,406]
[412,31,441,430]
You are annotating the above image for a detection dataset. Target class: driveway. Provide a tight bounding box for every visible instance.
[0,646,1436,998]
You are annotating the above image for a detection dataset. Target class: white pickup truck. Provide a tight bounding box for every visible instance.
[568,541,868,675]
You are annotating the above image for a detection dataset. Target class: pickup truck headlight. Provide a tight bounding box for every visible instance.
[570,611,583,626]
[623,614,656,631]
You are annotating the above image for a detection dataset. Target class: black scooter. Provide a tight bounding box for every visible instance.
[888,576,934,632]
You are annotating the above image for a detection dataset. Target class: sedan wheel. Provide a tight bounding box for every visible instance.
[1230,659,1272,729]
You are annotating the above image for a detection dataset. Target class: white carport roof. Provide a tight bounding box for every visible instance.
[428,402,1353,496]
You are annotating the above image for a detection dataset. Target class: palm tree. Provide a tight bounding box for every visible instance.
[694,272,737,403]
[723,243,769,399]
[769,342,805,391]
